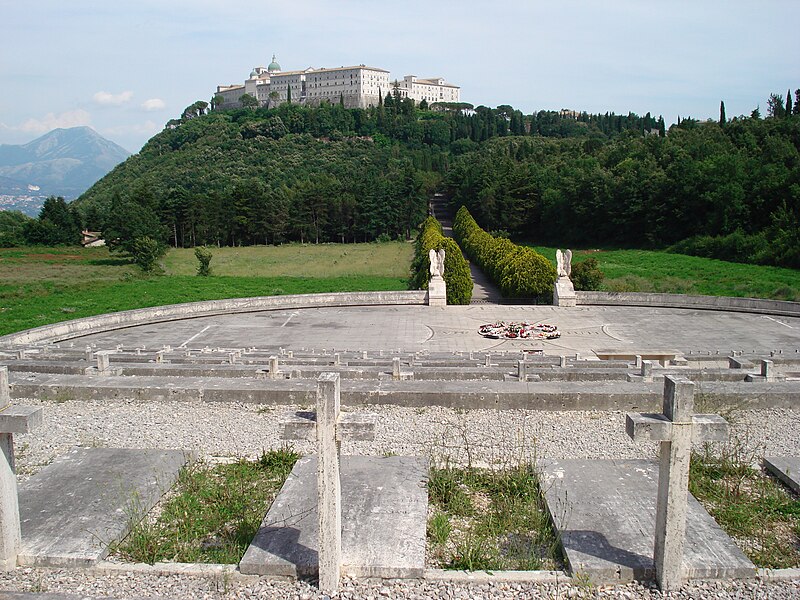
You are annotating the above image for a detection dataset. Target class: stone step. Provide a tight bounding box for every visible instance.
[18,447,188,567]
[540,459,756,584]
[10,371,800,410]
[239,455,427,578]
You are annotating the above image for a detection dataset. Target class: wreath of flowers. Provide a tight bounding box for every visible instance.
[478,321,561,340]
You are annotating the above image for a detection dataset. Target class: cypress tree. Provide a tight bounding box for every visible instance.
[787,89,793,118]
[286,83,292,104]
[719,100,726,124]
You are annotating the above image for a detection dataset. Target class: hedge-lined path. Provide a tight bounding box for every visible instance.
[429,196,502,304]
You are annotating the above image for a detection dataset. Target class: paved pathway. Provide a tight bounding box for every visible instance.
[429,196,502,304]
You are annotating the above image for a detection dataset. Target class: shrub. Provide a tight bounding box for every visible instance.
[453,206,556,300]
[571,257,605,291]
[131,236,166,273]
[410,216,473,304]
[194,246,213,276]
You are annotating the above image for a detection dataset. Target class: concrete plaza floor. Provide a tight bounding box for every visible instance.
[70,304,800,356]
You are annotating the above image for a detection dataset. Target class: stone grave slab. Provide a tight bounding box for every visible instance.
[239,455,427,579]
[540,459,755,584]
[763,456,800,494]
[18,447,188,567]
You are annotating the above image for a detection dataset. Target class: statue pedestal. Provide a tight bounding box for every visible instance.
[428,276,447,307]
[553,277,577,307]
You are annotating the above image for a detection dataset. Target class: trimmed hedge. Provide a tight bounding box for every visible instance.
[411,216,473,305]
[453,206,556,299]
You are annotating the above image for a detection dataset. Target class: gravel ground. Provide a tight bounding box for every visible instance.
[4,397,799,599]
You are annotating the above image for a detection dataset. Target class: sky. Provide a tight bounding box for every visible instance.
[1,0,798,153]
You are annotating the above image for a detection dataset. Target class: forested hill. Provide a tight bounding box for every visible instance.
[446,112,800,268]
[72,101,662,248]
[72,96,799,269]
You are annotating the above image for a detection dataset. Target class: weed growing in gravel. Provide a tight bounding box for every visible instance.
[113,446,299,564]
[690,447,800,568]
[427,463,563,571]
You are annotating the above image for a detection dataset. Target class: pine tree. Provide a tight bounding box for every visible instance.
[719,100,726,124]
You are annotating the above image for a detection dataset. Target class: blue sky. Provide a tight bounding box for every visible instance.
[1,0,798,153]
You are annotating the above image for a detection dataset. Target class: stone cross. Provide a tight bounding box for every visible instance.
[625,376,729,591]
[0,366,42,570]
[282,373,375,595]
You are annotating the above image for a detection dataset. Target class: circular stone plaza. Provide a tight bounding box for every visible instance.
[0,291,799,599]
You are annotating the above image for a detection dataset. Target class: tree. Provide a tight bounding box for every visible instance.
[795,89,800,115]
[787,89,793,118]
[194,246,213,276]
[130,236,166,273]
[719,100,726,124]
[210,95,224,110]
[286,84,292,104]
[181,100,208,120]
[24,196,81,245]
[751,106,761,119]
[104,193,168,255]
[239,93,258,109]
[767,93,785,118]
[418,98,428,110]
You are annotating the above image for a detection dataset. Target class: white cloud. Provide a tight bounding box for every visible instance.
[93,90,134,106]
[140,98,166,111]
[14,109,93,134]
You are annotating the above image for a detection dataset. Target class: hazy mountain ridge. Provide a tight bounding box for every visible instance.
[0,127,130,205]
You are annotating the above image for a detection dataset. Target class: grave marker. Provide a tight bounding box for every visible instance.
[626,376,729,591]
[281,373,375,595]
[0,366,42,570]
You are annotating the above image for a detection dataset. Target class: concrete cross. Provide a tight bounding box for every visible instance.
[626,375,729,591]
[282,373,375,595]
[0,366,42,570]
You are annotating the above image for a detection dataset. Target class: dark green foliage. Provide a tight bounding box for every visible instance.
[570,257,605,290]
[447,113,800,269]
[194,246,213,276]
[453,206,556,299]
[22,196,81,246]
[0,211,31,247]
[411,216,473,304]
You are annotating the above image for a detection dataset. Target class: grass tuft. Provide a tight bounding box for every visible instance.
[690,450,800,568]
[427,464,563,571]
[113,448,299,564]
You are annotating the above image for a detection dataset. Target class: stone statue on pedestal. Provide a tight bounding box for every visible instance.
[553,248,577,307]
[427,249,446,307]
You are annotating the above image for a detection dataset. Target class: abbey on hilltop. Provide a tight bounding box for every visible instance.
[213,55,460,110]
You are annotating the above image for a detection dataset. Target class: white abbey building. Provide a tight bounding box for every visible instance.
[214,55,460,110]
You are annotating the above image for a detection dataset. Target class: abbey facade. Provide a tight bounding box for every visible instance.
[214,56,460,110]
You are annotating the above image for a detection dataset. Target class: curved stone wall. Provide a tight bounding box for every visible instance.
[0,291,428,346]
[577,291,800,318]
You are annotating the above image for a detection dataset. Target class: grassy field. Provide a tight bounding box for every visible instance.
[531,246,800,301]
[0,243,413,336]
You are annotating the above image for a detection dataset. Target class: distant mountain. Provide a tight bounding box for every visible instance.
[0,127,130,202]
